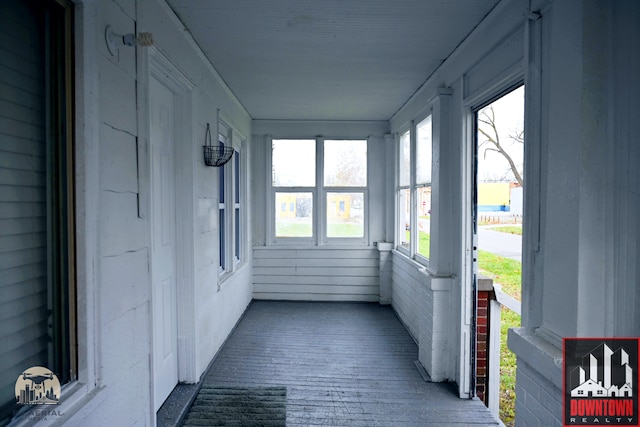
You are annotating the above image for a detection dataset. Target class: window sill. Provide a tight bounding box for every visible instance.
[258,244,377,251]
[392,248,431,270]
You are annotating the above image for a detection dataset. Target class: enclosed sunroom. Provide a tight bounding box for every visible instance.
[1,0,638,426]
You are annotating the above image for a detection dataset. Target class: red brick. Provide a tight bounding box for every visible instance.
[477,316,487,326]
[477,307,487,317]
[477,325,487,334]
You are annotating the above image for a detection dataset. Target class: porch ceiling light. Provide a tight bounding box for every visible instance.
[105,25,154,56]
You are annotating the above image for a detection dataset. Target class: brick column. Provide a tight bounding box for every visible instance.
[476,275,495,406]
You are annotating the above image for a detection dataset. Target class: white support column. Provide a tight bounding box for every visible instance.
[429,88,453,274]
[377,242,393,305]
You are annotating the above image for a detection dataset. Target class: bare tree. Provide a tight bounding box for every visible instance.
[477,105,524,186]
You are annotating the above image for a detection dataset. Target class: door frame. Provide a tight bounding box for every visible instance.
[141,47,196,413]
[461,69,523,399]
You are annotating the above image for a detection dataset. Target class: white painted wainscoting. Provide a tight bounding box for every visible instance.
[253,247,379,301]
[391,251,453,382]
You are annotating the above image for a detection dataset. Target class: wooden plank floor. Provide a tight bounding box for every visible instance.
[198,301,499,426]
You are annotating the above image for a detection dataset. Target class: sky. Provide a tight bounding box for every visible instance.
[271,85,525,186]
[476,86,525,183]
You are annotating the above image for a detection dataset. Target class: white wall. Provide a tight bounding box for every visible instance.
[388,0,527,397]
[254,247,380,301]
[510,1,640,425]
[55,0,253,425]
[250,120,389,302]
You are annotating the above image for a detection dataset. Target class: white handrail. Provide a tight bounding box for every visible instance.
[493,282,521,315]
[487,282,521,423]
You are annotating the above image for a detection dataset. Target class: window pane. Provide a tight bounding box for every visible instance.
[272,139,315,186]
[416,186,431,258]
[235,208,240,260]
[416,116,432,184]
[218,138,225,203]
[234,151,240,203]
[399,131,411,186]
[275,192,313,237]
[327,192,364,238]
[398,188,411,250]
[416,116,432,259]
[219,210,225,269]
[324,140,367,187]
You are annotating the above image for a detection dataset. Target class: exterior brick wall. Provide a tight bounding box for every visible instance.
[476,289,493,405]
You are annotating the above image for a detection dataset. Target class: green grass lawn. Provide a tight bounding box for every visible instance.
[418,231,430,258]
[492,226,523,236]
[327,223,364,237]
[276,221,363,238]
[478,249,521,427]
[498,307,519,425]
[478,250,521,299]
[276,222,312,237]
[407,231,431,258]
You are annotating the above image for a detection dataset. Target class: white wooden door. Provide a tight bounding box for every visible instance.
[150,76,179,411]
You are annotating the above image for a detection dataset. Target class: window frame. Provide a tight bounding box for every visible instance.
[395,110,434,265]
[322,138,368,245]
[396,127,412,257]
[218,119,246,283]
[268,136,369,246]
[218,128,228,274]
[271,138,317,244]
[414,115,433,262]
[233,149,241,264]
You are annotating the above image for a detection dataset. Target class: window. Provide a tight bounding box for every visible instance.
[233,151,241,262]
[396,115,433,261]
[218,123,244,278]
[275,192,313,237]
[272,139,316,187]
[0,0,75,422]
[271,138,368,243]
[272,139,316,239]
[324,140,367,239]
[397,131,411,251]
[218,132,227,272]
[415,116,432,258]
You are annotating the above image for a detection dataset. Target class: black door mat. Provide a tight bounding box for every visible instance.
[182,385,287,426]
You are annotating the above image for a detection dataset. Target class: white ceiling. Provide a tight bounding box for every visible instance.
[166,0,501,121]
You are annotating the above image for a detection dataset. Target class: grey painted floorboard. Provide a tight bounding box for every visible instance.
[197,301,499,426]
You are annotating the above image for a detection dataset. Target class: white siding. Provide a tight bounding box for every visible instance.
[390,252,423,340]
[391,251,453,381]
[58,0,253,425]
[253,247,379,301]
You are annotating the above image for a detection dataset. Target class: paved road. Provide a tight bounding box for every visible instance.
[478,226,522,262]
[417,218,522,262]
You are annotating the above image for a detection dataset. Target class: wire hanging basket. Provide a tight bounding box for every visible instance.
[203,122,234,167]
